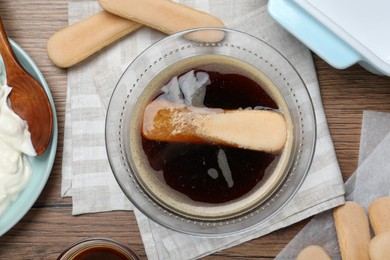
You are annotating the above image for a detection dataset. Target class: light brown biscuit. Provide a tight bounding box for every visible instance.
[142,100,287,153]
[333,201,371,260]
[368,196,390,235]
[369,231,390,260]
[296,245,331,260]
[99,0,225,42]
[47,11,141,68]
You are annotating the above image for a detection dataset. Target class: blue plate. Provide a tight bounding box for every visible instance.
[0,39,58,236]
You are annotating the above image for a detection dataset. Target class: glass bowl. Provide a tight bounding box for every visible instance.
[57,238,139,260]
[105,28,316,236]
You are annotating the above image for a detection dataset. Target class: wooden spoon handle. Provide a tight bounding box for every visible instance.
[0,17,53,155]
[0,17,20,76]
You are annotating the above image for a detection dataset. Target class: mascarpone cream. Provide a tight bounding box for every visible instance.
[0,79,36,216]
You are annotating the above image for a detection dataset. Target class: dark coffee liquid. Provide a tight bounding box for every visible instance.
[74,247,129,260]
[141,70,278,204]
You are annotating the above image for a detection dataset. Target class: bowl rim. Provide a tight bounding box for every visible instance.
[57,237,140,260]
[105,27,317,236]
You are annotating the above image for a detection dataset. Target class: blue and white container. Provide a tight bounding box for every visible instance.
[268,0,390,76]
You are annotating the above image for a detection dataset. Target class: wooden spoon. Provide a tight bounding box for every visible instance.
[142,99,288,153]
[0,17,53,155]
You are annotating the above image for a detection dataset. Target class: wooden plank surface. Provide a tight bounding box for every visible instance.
[0,0,390,259]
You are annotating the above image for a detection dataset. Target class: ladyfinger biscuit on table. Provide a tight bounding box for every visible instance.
[296,245,331,260]
[368,196,390,235]
[47,11,142,68]
[333,201,371,260]
[99,0,225,42]
[368,231,390,260]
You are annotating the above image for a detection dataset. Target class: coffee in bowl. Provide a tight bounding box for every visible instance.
[128,54,293,220]
[105,28,316,235]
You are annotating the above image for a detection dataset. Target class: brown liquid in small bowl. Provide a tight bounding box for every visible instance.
[57,238,139,260]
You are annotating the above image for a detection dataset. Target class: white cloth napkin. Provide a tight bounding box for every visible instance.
[62,0,345,258]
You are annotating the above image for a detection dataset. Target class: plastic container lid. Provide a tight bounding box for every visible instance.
[268,0,390,76]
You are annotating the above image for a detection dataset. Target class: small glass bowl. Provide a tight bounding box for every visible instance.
[105,28,316,236]
[57,238,139,260]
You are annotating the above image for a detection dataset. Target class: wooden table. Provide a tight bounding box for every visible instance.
[1,1,389,259]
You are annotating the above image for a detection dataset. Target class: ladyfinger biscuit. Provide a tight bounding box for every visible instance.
[333,201,370,260]
[47,11,142,68]
[368,231,390,260]
[296,245,331,260]
[99,0,225,42]
[368,196,390,235]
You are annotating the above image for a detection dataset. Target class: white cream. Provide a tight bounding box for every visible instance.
[0,80,36,217]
